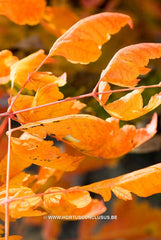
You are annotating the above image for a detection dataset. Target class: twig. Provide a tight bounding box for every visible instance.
[8,54,50,112]
[0,82,160,120]
[5,117,11,240]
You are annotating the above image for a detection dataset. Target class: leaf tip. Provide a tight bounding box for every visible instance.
[128,18,133,29]
[146,112,158,135]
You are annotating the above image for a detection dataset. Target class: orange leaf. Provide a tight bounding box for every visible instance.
[32,167,63,193]
[0,187,45,218]
[20,113,157,160]
[104,89,161,120]
[1,132,81,184]
[111,186,132,200]
[98,81,111,105]
[12,83,85,123]
[81,163,161,201]
[72,199,106,218]
[43,187,91,215]
[0,0,46,25]
[99,43,161,87]
[43,187,106,217]
[0,50,18,84]
[0,172,36,191]
[10,50,48,89]
[49,12,133,64]
[41,6,79,37]
[29,71,67,90]
[12,95,34,123]
[10,136,85,172]
[65,144,120,171]
[32,82,64,105]
[0,145,32,184]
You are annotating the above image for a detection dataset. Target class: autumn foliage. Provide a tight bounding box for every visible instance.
[0,0,161,239]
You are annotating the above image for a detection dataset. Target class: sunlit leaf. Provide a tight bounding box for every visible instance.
[10,136,85,171]
[98,81,111,105]
[0,187,45,218]
[43,187,106,217]
[111,186,132,200]
[28,71,67,90]
[20,113,157,160]
[10,50,48,89]
[12,83,85,123]
[65,144,120,171]
[49,12,133,64]
[32,167,64,193]
[0,146,32,184]
[104,89,161,120]
[0,0,46,25]
[99,43,161,87]
[72,199,106,218]
[81,163,161,201]
[44,187,91,215]
[0,172,36,191]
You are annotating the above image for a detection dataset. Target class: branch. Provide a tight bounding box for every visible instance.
[0,83,160,120]
[5,117,11,240]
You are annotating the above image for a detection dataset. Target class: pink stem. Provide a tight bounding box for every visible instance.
[0,83,160,119]
[92,77,102,96]
[8,83,161,120]
[11,92,94,117]
[8,78,31,112]
[5,117,11,240]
